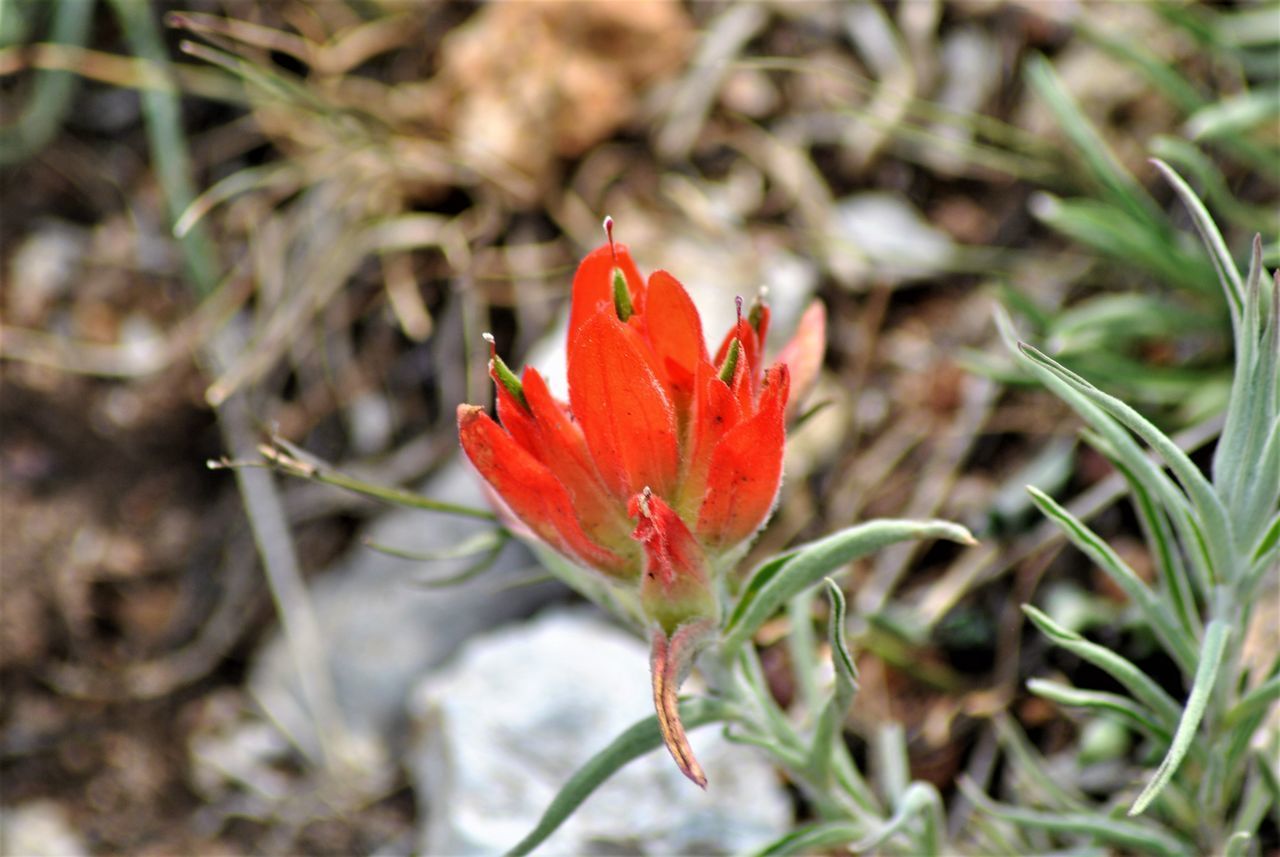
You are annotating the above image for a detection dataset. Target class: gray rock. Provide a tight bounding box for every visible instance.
[410,610,792,856]
[830,192,956,286]
[246,459,560,774]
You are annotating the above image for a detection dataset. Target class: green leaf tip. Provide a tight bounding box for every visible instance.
[484,333,526,409]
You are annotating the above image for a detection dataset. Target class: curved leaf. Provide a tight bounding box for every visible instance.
[506,697,733,856]
[721,519,974,654]
[961,778,1188,856]
[752,822,863,857]
[1022,604,1182,729]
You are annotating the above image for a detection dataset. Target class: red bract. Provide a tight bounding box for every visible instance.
[458,225,826,785]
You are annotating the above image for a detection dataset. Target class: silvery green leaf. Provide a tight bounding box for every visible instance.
[997,306,1214,595]
[722,519,974,654]
[1026,487,1198,673]
[1023,605,1183,729]
[752,822,863,857]
[1130,618,1233,816]
[506,698,733,856]
[960,777,1189,856]
[1150,159,1245,325]
[806,580,860,789]
[851,782,945,856]
[1027,679,1172,745]
[1019,342,1236,588]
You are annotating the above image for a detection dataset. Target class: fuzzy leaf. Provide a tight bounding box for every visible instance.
[721,519,974,654]
[506,697,732,856]
[1019,342,1235,587]
[752,822,863,857]
[1131,618,1232,816]
[961,778,1188,856]
[1023,604,1182,729]
[1026,487,1198,673]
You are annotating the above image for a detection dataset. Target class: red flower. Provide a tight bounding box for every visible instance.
[458,223,826,784]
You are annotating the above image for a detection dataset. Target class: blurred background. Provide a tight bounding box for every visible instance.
[1,1,1276,854]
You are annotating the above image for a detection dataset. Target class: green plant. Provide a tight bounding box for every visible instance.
[990,160,1279,854]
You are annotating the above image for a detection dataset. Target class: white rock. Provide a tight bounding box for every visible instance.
[0,801,87,857]
[411,610,792,856]
[830,192,956,286]
[246,459,559,776]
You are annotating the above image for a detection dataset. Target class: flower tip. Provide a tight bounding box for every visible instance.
[456,403,484,425]
[603,216,617,262]
[628,485,654,519]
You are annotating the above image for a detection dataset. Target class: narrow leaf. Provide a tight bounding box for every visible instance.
[806,580,859,787]
[1224,674,1280,731]
[1025,54,1162,229]
[1020,342,1235,587]
[852,783,945,856]
[1131,618,1232,816]
[753,822,863,857]
[1150,158,1245,323]
[506,697,733,856]
[1027,679,1172,744]
[1026,487,1198,673]
[722,520,975,654]
[999,307,1213,591]
[993,714,1089,812]
[961,778,1187,856]
[1023,605,1183,729]
[1224,832,1252,857]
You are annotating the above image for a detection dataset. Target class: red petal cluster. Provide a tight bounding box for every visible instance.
[458,237,824,579]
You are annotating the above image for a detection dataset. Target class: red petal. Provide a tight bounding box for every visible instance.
[491,363,539,454]
[629,490,709,589]
[680,357,741,513]
[569,308,681,502]
[522,367,631,548]
[631,489,718,635]
[642,271,709,414]
[568,243,647,342]
[696,364,790,548]
[458,405,628,575]
[775,301,826,419]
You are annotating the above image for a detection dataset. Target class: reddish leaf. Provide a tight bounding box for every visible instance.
[629,489,717,636]
[650,619,717,789]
